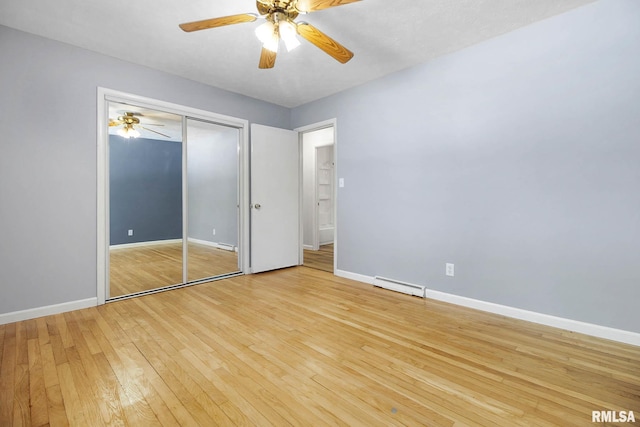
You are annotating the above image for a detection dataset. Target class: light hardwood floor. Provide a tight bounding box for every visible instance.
[1,267,639,426]
[110,242,239,297]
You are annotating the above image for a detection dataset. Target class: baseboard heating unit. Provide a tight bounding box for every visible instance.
[373,276,426,298]
[218,243,236,252]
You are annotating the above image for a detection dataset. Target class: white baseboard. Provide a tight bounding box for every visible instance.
[336,270,640,347]
[110,238,182,250]
[303,244,315,250]
[424,289,640,347]
[0,298,98,325]
[336,269,374,284]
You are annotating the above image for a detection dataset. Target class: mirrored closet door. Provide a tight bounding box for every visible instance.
[107,101,241,299]
[186,119,240,282]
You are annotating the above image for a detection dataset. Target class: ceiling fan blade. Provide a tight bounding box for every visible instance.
[179,14,257,32]
[295,0,361,13]
[297,23,354,64]
[259,47,277,69]
[109,120,121,127]
[139,126,171,138]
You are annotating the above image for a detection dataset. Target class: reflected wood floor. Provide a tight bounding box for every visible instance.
[1,267,639,426]
[303,243,334,272]
[110,242,239,297]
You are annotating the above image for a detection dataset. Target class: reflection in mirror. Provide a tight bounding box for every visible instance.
[186,119,240,282]
[108,102,184,297]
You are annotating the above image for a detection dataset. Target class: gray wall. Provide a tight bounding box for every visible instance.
[0,24,289,314]
[292,0,640,332]
[109,136,182,245]
[187,122,239,247]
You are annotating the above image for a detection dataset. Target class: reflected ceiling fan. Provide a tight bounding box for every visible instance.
[109,112,170,139]
[179,0,361,69]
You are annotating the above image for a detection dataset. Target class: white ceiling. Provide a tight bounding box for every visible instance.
[0,0,596,108]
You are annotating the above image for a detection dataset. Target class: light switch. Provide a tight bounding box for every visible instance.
[339,178,345,188]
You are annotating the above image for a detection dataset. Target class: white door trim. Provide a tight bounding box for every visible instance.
[312,146,320,251]
[295,119,338,273]
[96,87,250,305]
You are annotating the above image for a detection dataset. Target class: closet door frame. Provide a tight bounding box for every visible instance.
[97,87,249,304]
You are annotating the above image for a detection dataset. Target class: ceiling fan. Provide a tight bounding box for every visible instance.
[179,0,361,69]
[109,112,170,139]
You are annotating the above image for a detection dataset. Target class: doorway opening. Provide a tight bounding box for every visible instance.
[299,122,336,273]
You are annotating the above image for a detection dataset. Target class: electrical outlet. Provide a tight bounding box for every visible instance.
[128,229,134,236]
[446,263,454,277]
[212,228,216,236]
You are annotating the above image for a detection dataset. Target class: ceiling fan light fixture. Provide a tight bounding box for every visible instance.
[255,19,279,52]
[265,31,280,53]
[279,20,300,51]
[118,124,140,139]
[255,20,275,44]
[263,36,280,53]
[283,36,300,52]
[180,0,359,69]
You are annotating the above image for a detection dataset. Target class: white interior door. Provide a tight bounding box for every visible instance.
[250,124,299,273]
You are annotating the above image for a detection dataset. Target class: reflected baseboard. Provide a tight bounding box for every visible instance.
[110,238,182,250]
[188,238,237,252]
[110,238,238,252]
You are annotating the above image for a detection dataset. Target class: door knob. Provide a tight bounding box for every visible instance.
[254,203,261,209]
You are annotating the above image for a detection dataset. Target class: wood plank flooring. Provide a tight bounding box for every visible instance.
[110,242,239,297]
[303,244,334,273]
[1,267,639,426]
